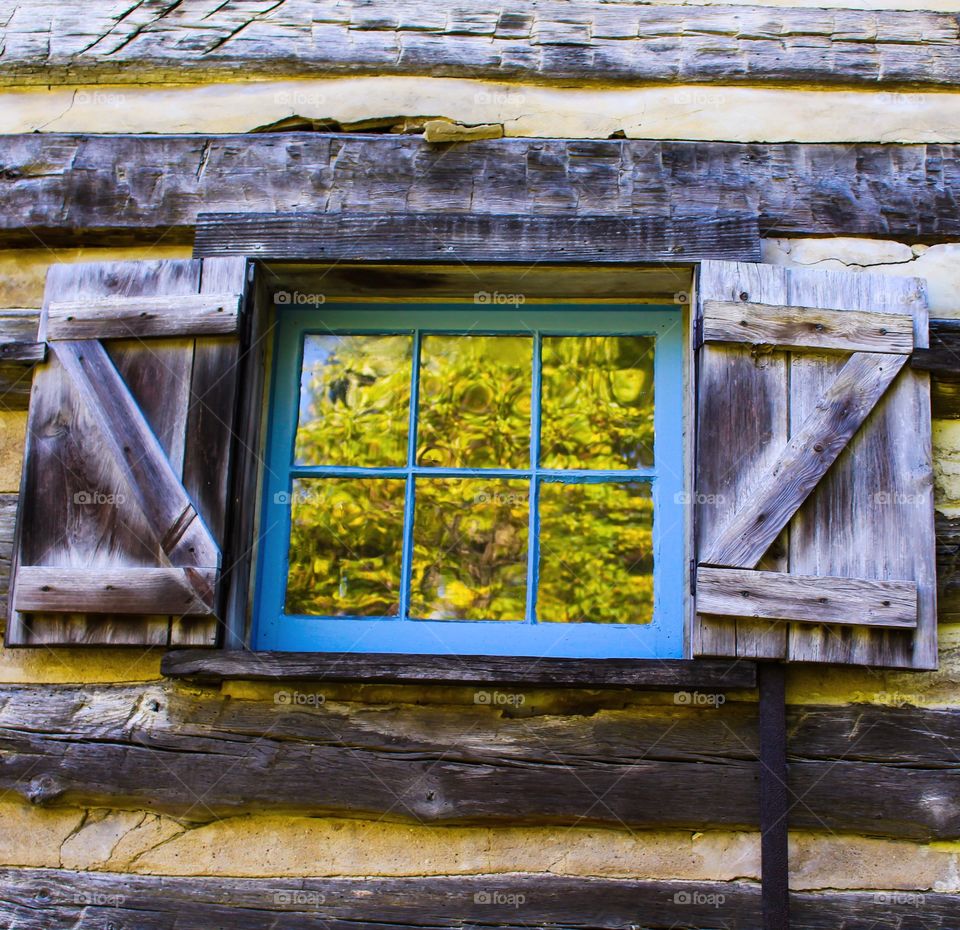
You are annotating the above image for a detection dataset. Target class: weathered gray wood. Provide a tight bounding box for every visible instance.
[0,342,44,362]
[7,259,246,647]
[936,510,960,623]
[3,683,960,840]
[0,309,42,410]
[702,299,914,354]
[694,261,790,659]
[194,211,761,263]
[14,567,216,615]
[4,867,960,930]
[46,293,241,340]
[2,135,958,247]
[2,1,960,88]
[703,351,908,570]
[162,650,756,689]
[696,567,917,628]
[52,340,220,571]
[0,494,17,626]
[5,867,960,930]
[787,271,937,669]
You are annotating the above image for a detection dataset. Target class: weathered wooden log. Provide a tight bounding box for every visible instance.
[161,650,757,689]
[193,211,760,262]
[2,1,959,88]
[3,867,960,929]
[2,135,959,246]
[2,683,960,840]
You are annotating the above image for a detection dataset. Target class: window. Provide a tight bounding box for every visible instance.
[255,303,684,657]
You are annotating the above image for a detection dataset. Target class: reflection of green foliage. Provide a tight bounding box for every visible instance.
[288,332,657,625]
[418,335,532,468]
[295,335,411,467]
[541,336,654,469]
[410,478,528,621]
[537,482,653,624]
[286,478,405,616]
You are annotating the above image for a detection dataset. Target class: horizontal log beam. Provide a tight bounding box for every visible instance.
[46,294,242,340]
[161,650,757,689]
[1,135,959,247]
[193,211,761,263]
[702,300,915,354]
[696,567,918,628]
[2,2,959,89]
[3,683,960,840]
[2,868,959,930]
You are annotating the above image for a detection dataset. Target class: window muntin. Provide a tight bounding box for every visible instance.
[256,305,684,658]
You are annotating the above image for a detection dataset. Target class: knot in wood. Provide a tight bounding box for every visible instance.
[27,774,64,805]
[739,291,749,301]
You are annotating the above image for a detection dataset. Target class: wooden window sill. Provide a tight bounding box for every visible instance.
[161,649,757,690]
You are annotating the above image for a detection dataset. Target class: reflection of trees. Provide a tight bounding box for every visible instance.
[541,336,655,469]
[537,482,654,624]
[286,478,405,617]
[410,479,529,621]
[287,332,656,624]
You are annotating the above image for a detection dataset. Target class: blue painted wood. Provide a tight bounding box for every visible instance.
[254,304,685,658]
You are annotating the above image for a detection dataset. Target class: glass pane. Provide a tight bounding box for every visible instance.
[540,335,655,469]
[295,334,412,467]
[410,478,528,620]
[285,477,406,617]
[417,335,532,468]
[537,481,653,624]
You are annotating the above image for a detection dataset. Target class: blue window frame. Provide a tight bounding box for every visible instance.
[254,304,685,658]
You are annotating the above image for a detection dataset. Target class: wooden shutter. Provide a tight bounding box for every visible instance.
[6,257,248,647]
[693,260,936,669]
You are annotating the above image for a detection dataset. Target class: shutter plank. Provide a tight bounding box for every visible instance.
[694,261,790,659]
[701,300,913,354]
[703,351,907,570]
[172,257,248,646]
[788,271,937,668]
[47,293,241,340]
[696,567,917,628]
[14,566,217,615]
[53,340,219,572]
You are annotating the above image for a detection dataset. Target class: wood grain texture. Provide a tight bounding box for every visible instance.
[13,567,217,615]
[1,135,958,247]
[161,650,757,689]
[52,340,220,571]
[936,510,960,623]
[3,868,960,930]
[7,258,247,647]
[0,309,42,410]
[193,211,761,263]
[704,351,908,569]
[759,663,789,930]
[3,683,960,840]
[787,271,937,669]
[2,1,959,88]
[696,567,917,628]
[46,293,242,340]
[695,262,791,660]
[702,300,914,354]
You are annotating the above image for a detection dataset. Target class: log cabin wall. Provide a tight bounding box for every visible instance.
[1,2,960,927]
